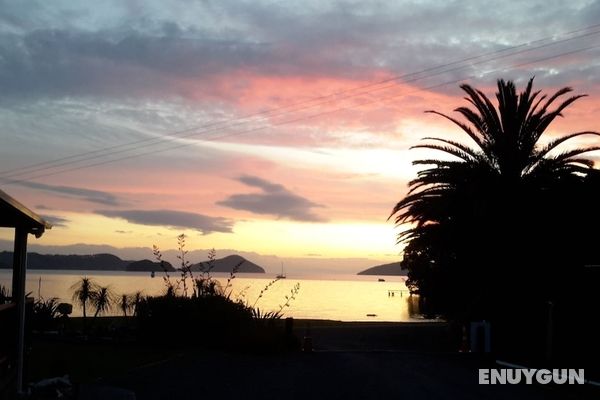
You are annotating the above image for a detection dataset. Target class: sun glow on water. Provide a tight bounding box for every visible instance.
[0,270,417,322]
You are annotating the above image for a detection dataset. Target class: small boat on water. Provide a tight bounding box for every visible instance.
[276,262,286,279]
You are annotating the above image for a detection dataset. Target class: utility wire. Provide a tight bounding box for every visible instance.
[2,24,600,182]
[3,40,599,184]
[4,25,600,180]
[2,24,599,180]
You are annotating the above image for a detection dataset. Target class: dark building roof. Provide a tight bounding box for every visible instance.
[0,189,50,237]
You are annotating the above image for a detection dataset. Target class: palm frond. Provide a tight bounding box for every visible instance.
[531,95,588,143]
[550,146,600,164]
[528,131,600,168]
[425,110,487,152]
[410,143,477,162]
[461,84,502,138]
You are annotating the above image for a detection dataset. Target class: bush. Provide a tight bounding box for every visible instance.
[136,293,254,346]
[32,297,59,332]
[136,236,301,352]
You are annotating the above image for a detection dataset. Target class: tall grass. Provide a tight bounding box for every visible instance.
[0,284,9,304]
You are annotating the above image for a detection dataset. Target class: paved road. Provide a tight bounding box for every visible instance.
[101,323,597,400]
[105,351,596,400]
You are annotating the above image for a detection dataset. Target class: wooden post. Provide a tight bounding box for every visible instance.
[12,227,28,395]
[546,301,554,362]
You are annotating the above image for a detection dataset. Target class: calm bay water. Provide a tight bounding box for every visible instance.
[0,270,418,322]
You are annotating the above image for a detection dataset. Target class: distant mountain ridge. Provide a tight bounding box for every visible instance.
[0,239,390,275]
[357,261,407,276]
[0,251,173,272]
[0,251,264,273]
[191,255,265,273]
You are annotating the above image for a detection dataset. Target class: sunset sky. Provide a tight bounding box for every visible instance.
[1,1,599,274]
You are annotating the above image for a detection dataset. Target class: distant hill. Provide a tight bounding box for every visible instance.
[191,255,264,273]
[0,251,175,272]
[0,251,263,273]
[126,259,174,272]
[357,261,407,276]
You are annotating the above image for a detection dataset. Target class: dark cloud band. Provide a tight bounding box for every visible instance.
[6,180,121,206]
[217,175,326,222]
[95,209,234,234]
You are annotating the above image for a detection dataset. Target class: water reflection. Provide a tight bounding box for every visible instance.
[0,271,422,321]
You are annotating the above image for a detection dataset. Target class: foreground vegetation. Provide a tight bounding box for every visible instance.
[29,235,301,356]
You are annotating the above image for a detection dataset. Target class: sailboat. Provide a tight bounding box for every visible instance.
[276,262,286,279]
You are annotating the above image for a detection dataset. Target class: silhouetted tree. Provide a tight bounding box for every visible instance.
[119,294,133,317]
[70,277,99,319]
[132,291,143,316]
[391,78,600,320]
[92,286,115,318]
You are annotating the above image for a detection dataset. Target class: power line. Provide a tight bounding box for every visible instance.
[3,40,599,184]
[2,24,600,183]
[2,24,599,180]
[4,41,600,183]
[4,23,600,178]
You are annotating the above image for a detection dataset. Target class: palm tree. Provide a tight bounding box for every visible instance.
[70,277,99,319]
[131,291,143,316]
[392,78,599,238]
[390,78,599,317]
[119,294,131,317]
[92,286,115,318]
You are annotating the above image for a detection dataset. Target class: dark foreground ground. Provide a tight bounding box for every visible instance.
[83,321,597,400]
[104,351,597,400]
[27,321,600,400]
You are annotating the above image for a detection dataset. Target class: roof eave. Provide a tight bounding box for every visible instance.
[0,189,52,237]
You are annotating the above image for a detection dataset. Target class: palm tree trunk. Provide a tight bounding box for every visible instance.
[82,299,88,333]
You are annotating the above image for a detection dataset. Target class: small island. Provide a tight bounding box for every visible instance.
[126,259,172,272]
[191,254,265,273]
[357,261,407,276]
